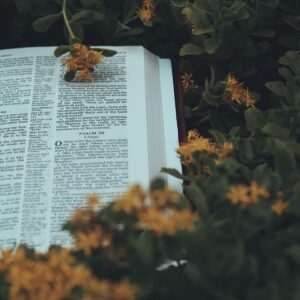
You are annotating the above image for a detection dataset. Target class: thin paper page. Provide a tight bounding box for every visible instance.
[159,59,182,191]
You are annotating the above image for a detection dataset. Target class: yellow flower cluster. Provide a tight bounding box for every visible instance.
[0,247,137,300]
[114,185,198,236]
[177,130,234,165]
[225,74,256,107]
[180,72,199,93]
[271,191,289,215]
[227,182,270,208]
[69,195,112,256]
[137,0,155,23]
[138,208,197,236]
[62,43,104,81]
[114,185,146,214]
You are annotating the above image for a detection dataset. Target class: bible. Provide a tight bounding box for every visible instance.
[0,46,181,251]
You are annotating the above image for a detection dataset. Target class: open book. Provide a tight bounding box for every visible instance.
[0,46,181,251]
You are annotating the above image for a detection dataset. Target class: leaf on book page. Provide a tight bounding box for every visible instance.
[54,45,70,57]
[64,71,76,82]
[90,48,117,57]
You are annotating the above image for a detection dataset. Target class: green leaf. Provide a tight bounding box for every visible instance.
[209,129,225,143]
[286,245,300,267]
[70,9,104,24]
[179,43,204,56]
[265,81,287,97]
[192,25,215,35]
[150,178,166,191]
[245,108,264,131]
[14,0,31,14]
[170,0,189,7]
[250,28,275,38]
[90,48,117,57]
[123,0,139,21]
[204,36,223,54]
[69,23,84,40]
[33,13,62,32]
[182,6,214,35]
[64,71,76,82]
[279,51,300,76]
[184,182,208,215]
[208,110,229,132]
[54,45,70,57]
[262,123,290,140]
[161,168,187,180]
[194,0,214,14]
[273,140,297,182]
[116,27,144,38]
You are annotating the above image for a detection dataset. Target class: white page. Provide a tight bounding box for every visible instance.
[0,49,36,249]
[48,46,151,248]
[0,46,180,251]
[159,59,182,191]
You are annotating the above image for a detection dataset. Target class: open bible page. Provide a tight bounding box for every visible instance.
[0,49,37,249]
[48,46,151,248]
[0,46,152,251]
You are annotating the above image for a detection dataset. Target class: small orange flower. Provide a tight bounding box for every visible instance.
[271,192,289,215]
[180,72,199,92]
[113,185,145,214]
[62,43,104,81]
[137,0,155,23]
[75,226,104,256]
[137,207,198,236]
[177,130,234,165]
[227,182,270,208]
[225,74,256,107]
[271,200,289,215]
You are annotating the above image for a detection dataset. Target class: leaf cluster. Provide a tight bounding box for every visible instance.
[164,50,300,300]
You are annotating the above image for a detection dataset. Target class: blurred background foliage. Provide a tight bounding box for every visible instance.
[0,1,300,300]
[0,0,299,131]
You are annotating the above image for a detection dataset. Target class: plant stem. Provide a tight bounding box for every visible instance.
[123,15,138,25]
[62,0,76,40]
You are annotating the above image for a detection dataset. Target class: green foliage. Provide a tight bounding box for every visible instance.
[1,1,300,299]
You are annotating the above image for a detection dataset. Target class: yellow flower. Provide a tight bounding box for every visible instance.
[180,72,199,92]
[3,246,137,300]
[249,181,270,204]
[75,226,104,256]
[150,185,180,208]
[217,142,234,159]
[227,184,250,206]
[137,0,155,23]
[177,130,233,165]
[87,194,100,210]
[177,131,216,164]
[225,74,256,107]
[138,207,198,236]
[0,249,15,272]
[271,192,288,215]
[227,182,270,207]
[113,279,138,300]
[62,43,104,81]
[187,129,201,141]
[271,200,289,215]
[70,207,92,225]
[113,185,145,214]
